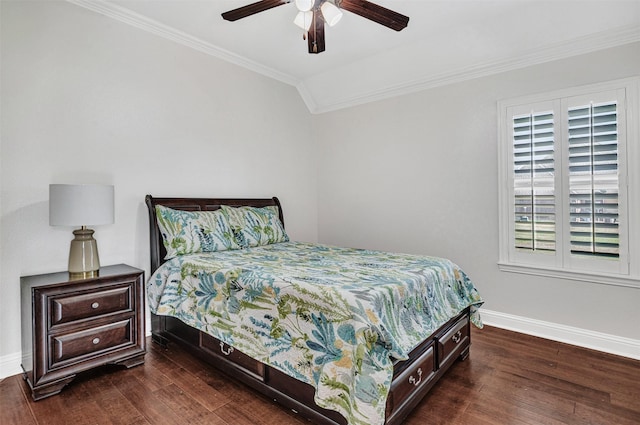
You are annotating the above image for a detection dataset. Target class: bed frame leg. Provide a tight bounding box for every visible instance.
[151,314,169,347]
[152,332,169,347]
[459,346,470,361]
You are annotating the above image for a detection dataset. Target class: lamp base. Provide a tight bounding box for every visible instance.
[68,227,100,280]
[69,270,100,280]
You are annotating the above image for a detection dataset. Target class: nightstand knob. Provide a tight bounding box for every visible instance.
[91,302,100,309]
[92,337,100,345]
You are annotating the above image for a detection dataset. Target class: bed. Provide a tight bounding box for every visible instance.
[145,195,483,425]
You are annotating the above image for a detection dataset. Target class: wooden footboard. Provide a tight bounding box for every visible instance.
[151,307,471,425]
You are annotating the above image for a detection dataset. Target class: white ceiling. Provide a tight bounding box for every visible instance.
[70,0,640,113]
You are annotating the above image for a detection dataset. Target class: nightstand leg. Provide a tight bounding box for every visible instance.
[114,353,146,368]
[27,375,77,401]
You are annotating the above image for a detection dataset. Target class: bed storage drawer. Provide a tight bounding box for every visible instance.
[200,333,265,381]
[386,345,435,419]
[437,314,470,368]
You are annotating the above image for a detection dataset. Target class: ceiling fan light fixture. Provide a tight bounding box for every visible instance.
[320,1,343,27]
[294,10,313,31]
[221,0,409,54]
[295,0,314,12]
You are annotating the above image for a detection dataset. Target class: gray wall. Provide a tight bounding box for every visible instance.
[0,1,318,371]
[314,43,640,347]
[2,0,638,376]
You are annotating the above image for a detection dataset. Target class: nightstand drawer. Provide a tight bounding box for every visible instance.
[50,285,132,327]
[50,318,134,367]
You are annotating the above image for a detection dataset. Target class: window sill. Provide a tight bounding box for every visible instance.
[497,262,640,289]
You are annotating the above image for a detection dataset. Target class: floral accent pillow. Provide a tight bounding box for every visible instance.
[220,205,289,249]
[155,205,240,259]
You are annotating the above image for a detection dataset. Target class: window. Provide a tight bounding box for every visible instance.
[498,78,639,287]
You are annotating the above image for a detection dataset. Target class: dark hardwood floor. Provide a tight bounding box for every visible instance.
[2,325,639,425]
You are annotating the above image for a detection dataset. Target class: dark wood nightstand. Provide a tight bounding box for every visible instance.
[21,264,146,400]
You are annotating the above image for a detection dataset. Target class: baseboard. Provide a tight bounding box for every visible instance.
[481,309,640,360]
[0,332,153,380]
[2,311,637,380]
[0,351,23,381]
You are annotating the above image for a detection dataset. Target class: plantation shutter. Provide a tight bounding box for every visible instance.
[500,79,635,280]
[512,110,556,252]
[568,101,620,258]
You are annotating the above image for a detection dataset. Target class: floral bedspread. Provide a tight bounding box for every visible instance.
[148,242,483,425]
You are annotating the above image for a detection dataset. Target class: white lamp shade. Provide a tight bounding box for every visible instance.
[49,184,114,226]
[321,2,343,26]
[294,11,313,31]
[295,0,314,12]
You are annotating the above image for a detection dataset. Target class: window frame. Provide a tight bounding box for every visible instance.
[497,78,640,288]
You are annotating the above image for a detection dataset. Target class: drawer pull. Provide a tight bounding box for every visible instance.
[220,342,234,356]
[91,302,100,309]
[92,337,100,345]
[452,330,462,344]
[408,367,423,387]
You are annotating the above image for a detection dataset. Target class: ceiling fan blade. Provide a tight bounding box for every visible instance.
[307,10,326,54]
[222,0,291,22]
[337,0,409,31]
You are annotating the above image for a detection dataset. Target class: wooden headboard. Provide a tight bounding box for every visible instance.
[145,195,284,273]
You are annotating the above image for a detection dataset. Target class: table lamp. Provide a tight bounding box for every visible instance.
[49,184,114,279]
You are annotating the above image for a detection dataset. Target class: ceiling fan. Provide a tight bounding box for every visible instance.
[221,0,409,54]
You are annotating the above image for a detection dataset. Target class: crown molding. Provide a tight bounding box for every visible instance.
[305,24,640,114]
[66,1,639,115]
[295,81,318,114]
[66,0,300,87]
